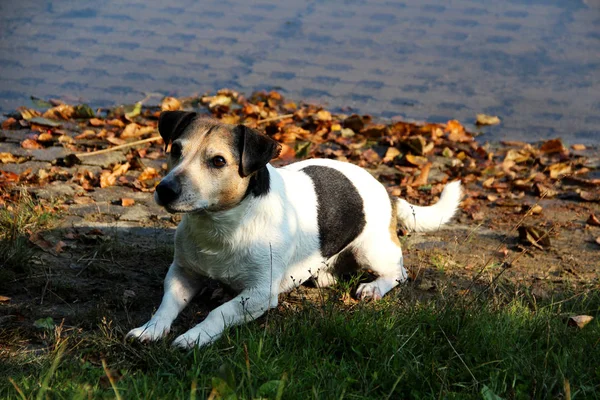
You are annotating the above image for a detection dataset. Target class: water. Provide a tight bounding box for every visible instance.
[1,0,599,144]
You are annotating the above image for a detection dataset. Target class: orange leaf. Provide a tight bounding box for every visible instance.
[412,163,431,186]
[21,139,43,149]
[121,198,135,207]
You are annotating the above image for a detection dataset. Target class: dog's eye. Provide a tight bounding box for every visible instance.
[212,156,226,168]
[170,142,182,159]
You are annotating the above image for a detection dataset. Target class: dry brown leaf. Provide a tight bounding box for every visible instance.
[475,114,501,126]
[89,118,105,126]
[587,214,600,226]
[161,96,181,111]
[567,315,594,329]
[518,226,551,250]
[383,147,401,163]
[138,167,159,181]
[121,198,135,207]
[412,163,431,186]
[0,153,20,163]
[21,139,43,149]
[37,133,54,143]
[362,148,381,164]
[43,104,74,120]
[540,138,567,154]
[0,295,10,303]
[316,110,332,121]
[2,117,19,129]
[121,123,140,139]
[548,162,571,179]
[405,154,429,166]
[107,119,126,128]
[361,124,388,138]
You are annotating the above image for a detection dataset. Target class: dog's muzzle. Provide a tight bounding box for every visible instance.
[155,179,181,206]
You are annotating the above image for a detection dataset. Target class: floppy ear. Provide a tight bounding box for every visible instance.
[158,111,197,149]
[235,125,282,177]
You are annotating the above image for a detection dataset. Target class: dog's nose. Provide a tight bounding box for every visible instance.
[155,179,181,205]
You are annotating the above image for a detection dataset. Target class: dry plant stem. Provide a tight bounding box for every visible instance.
[256,114,294,125]
[102,359,123,400]
[75,135,162,157]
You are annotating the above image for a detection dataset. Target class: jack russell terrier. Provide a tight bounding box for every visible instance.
[127,111,462,349]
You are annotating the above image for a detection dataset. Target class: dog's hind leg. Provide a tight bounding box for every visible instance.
[355,235,407,301]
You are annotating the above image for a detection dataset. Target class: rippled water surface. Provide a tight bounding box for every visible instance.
[1,0,599,143]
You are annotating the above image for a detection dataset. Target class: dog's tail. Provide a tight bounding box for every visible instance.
[395,181,462,232]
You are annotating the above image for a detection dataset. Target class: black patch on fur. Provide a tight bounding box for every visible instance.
[302,165,366,258]
[244,166,271,197]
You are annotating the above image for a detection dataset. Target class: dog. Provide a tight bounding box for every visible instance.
[126,111,462,349]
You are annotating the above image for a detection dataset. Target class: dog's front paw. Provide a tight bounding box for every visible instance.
[126,319,171,342]
[356,282,383,301]
[172,328,219,350]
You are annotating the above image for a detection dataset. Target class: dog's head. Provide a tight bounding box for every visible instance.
[154,111,281,213]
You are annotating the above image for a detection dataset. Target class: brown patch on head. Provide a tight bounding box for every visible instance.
[389,198,401,247]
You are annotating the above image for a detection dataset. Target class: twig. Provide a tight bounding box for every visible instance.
[75,135,162,157]
[257,114,294,125]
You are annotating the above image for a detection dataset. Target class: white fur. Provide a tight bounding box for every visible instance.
[127,159,462,349]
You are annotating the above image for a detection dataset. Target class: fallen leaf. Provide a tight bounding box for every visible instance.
[2,117,19,129]
[89,118,105,126]
[343,114,364,132]
[548,162,571,179]
[412,163,431,186]
[43,104,74,120]
[161,96,181,111]
[540,138,566,155]
[138,167,159,181]
[121,198,135,207]
[0,153,21,163]
[587,214,600,226]
[518,225,551,250]
[383,147,401,163]
[571,144,586,151]
[316,110,332,121]
[567,315,594,329]
[475,114,501,126]
[361,124,388,138]
[0,295,10,303]
[405,154,429,166]
[21,139,44,149]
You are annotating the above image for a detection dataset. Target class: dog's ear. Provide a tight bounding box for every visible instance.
[235,125,282,177]
[158,111,197,149]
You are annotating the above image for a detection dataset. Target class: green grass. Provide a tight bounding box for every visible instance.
[2,289,599,399]
[0,188,58,277]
